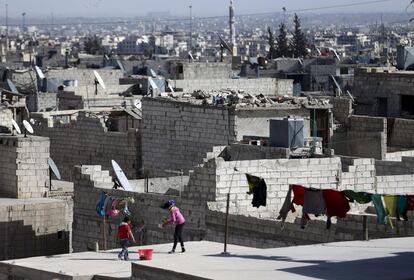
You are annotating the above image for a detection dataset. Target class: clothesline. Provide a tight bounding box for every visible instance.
[245,174,414,230]
[95,191,135,218]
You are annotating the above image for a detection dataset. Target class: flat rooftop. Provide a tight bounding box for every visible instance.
[1,238,413,280]
[0,197,65,206]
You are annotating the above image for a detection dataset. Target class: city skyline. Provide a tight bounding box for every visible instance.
[0,0,411,18]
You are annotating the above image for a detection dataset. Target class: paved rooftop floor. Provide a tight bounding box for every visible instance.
[1,238,414,279]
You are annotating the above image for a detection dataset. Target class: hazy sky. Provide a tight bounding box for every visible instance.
[1,0,411,18]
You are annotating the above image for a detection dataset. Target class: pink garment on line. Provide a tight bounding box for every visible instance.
[166,207,185,225]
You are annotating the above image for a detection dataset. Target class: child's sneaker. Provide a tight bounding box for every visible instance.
[168,249,175,254]
[181,247,186,253]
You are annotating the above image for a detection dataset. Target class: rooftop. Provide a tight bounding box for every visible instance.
[1,238,413,280]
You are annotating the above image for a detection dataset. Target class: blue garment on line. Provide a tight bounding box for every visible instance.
[396,195,408,221]
[371,194,386,225]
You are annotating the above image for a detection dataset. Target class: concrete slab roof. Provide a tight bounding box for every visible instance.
[1,238,414,280]
[0,198,65,206]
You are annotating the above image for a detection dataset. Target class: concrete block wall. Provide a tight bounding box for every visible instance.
[180,62,232,80]
[32,111,141,181]
[389,118,414,148]
[331,97,353,124]
[340,157,376,191]
[386,149,414,161]
[47,69,124,88]
[174,78,293,96]
[207,157,342,218]
[352,71,411,117]
[375,157,414,176]
[0,107,12,133]
[0,198,71,261]
[330,115,387,159]
[0,136,50,199]
[72,165,207,252]
[142,97,237,177]
[26,92,57,112]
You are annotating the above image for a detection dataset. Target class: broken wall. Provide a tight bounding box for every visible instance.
[31,111,141,181]
[26,92,57,112]
[0,107,12,133]
[173,78,293,96]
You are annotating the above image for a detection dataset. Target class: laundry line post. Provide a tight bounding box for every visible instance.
[103,215,107,251]
[223,192,231,254]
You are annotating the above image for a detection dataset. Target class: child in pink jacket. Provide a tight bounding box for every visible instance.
[162,200,186,254]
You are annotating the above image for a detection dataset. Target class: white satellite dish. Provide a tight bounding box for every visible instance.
[111,160,133,192]
[134,99,142,109]
[331,75,343,96]
[93,70,106,89]
[48,158,61,180]
[23,120,34,137]
[188,51,194,60]
[328,47,340,61]
[35,66,46,79]
[150,69,157,78]
[148,77,159,90]
[168,84,175,93]
[7,79,19,94]
[11,119,21,134]
[315,47,322,56]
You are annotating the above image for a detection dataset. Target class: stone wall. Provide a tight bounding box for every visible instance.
[0,198,71,261]
[47,69,124,87]
[179,62,232,80]
[0,136,50,199]
[142,98,237,177]
[375,157,414,176]
[31,111,141,181]
[26,92,57,112]
[173,78,293,96]
[0,107,12,133]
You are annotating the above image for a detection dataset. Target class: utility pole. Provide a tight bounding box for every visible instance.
[189,5,192,51]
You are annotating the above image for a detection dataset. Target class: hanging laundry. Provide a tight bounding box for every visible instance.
[322,189,350,229]
[105,197,114,216]
[108,199,120,217]
[371,194,386,225]
[96,192,107,217]
[245,174,267,208]
[301,188,326,229]
[407,195,414,211]
[291,184,306,212]
[277,185,292,226]
[342,190,371,204]
[396,195,408,221]
[383,195,397,228]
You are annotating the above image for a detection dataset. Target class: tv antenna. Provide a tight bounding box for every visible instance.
[93,70,106,95]
[22,120,34,138]
[11,119,21,135]
[48,157,61,191]
[218,35,233,62]
[111,160,133,192]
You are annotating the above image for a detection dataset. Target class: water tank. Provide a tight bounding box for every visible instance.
[269,118,304,148]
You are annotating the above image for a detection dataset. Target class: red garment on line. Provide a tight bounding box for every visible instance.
[322,189,350,218]
[407,195,414,211]
[290,184,306,212]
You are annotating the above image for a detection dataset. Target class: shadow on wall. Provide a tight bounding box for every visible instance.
[205,251,414,280]
[0,220,69,261]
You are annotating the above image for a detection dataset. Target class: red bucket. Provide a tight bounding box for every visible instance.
[138,249,153,260]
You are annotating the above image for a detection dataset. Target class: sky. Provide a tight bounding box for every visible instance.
[0,0,411,18]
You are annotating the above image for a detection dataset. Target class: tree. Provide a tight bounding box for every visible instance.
[84,36,103,55]
[275,23,290,58]
[290,13,308,58]
[267,27,277,59]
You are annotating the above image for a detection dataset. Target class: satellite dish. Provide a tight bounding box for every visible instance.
[117,59,126,74]
[297,58,304,66]
[150,69,157,78]
[331,75,343,96]
[111,160,133,192]
[11,119,21,134]
[168,84,175,93]
[48,158,61,180]
[134,99,142,109]
[7,79,19,94]
[93,70,106,95]
[148,77,159,90]
[34,66,46,79]
[328,47,340,61]
[188,51,194,61]
[23,120,34,136]
[219,35,232,54]
[104,54,110,60]
[315,47,322,56]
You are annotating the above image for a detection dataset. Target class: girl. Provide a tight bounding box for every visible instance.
[162,200,186,254]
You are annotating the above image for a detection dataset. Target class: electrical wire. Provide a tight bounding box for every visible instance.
[5,0,397,27]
